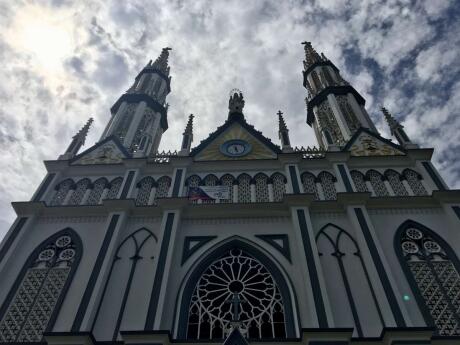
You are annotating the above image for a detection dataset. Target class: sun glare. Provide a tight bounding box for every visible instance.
[8,5,74,74]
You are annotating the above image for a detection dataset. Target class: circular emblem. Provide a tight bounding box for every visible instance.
[220,140,251,157]
[38,249,55,261]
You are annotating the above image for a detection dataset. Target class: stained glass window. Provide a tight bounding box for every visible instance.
[0,231,80,342]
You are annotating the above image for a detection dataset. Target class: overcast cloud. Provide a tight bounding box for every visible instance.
[0,0,459,238]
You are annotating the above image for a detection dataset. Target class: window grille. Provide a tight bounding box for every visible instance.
[301,172,319,200]
[254,174,269,202]
[187,175,201,203]
[404,170,428,196]
[399,225,460,335]
[106,178,123,199]
[272,173,286,202]
[319,172,337,200]
[67,179,90,205]
[203,175,219,204]
[220,174,234,203]
[155,176,171,200]
[86,178,107,205]
[186,248,286,340]
[350,171,368,192]
[237,174,251,203]
[367,170,388,196]
[136,177,154,206]
[49,179,73,206]
[385,170,408,196]
[0,232,80,342]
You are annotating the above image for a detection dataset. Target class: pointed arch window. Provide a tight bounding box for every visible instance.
[106,177,123,199]
[254,173,269,202]
[0,230,81,342]
[237,174,251,203]
[136,177,155,206]
[403,169,428,196]
[367,170,388,197]
[271,173,286,202]
[68,179,90,205]
[186,248,286,340]
[301,172,319,200]
[385,170,408,196]
[318,171,337,200]
[396,222,460,335]
[86,178,107,205]
[49,179,73,206]
[350,171,368,193]
[220,174,235,203]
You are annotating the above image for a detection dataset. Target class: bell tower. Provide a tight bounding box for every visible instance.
[302,42,377,149]
[100,47,172,157]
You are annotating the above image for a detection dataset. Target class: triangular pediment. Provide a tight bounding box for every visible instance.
[71,136,131,165]
[343,128,405,157]
[191,117,281,161]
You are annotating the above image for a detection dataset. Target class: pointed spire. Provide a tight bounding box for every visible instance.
[228,89,245,119]
[277,110,292,151]
[152,47,172,76]
[381,106,402,135]
[59,117,93,160]
[301,41,324,70]
[184,114,194,134]
[277,110,288,132]
[73,117,93,145]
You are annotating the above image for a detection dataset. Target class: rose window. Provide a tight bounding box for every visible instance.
[187,249,286,340]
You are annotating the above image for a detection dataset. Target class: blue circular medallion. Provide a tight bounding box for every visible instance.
[220,140,252,157]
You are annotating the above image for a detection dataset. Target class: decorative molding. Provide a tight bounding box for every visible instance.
[127,216,162,225]
[255,234,291,262]
[181,236,217,265]
[37,216,106,224]
[182,217,289,225]
[368,208,442,215]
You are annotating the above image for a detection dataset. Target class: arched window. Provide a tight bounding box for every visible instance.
[254,173,269,202]
[396,221,460,335]
[0,229,81,342]
[367,170,388,197]
[220,174,235,203]
[403,169,428,196]
[49,179,73,206]
[186,175,201,204]
[385,170,408,196]
[155,176,171,199]
[237,174,251,203]
[182,245,295,340]
[301,172,319,200]
[311,70,322,92]
[203,175,219,204]
[318,171,337,200]
[86,178,107,205]
[106,177,123,199]
[92,228,157,340]
[316,224,383,336]
[271,173,286,202]
[136,177,155,206]
[350,171,368,193]
[68,178,90,205]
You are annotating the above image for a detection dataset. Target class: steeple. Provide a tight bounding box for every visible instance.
[180,114,194,155]
[101,47,172,157]
[301,41,378,149]
[277,110,292,152]
[59,118,93,160]
[228,89,245,120]
[381,107,417,148]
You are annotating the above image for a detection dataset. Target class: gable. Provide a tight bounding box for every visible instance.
[344,129,405,157]
[193,121,280,161]
[71,137,131,165]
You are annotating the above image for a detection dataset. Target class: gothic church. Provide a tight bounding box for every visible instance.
[0,43,460,345]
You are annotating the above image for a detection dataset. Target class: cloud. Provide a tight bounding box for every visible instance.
[0,0,459,239]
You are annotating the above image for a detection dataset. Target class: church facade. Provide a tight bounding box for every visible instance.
[0,43,460,345]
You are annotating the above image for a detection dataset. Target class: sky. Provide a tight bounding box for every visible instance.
[0,0,459,238]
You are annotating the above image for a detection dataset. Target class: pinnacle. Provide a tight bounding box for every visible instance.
[277,110,288,131]
[381,106,402,133]
[184,114,194,134]
[152,47,172,76]
[301,41,324,69]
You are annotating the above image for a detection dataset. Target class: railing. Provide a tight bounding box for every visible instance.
[293,146,326,159]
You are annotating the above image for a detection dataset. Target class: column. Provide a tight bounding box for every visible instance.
[400,177,414,196]
[119,170,139,199]
[250,182,256,203]
[232,183,238,203]
[268,182,274,202]
[99,184,110,204]
[148,185,157,205]
[63,185,76,205]
[315,178,325,200]
[382,178,395,196]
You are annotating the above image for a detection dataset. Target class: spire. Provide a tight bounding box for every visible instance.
[301,41,324,70]
[228,89,245,119]
[180,114,194,155]
[59,117,93,160]
[381,106,416,147]
[381,106,401,134]
[277,110,292,152]
[151,47,172,76]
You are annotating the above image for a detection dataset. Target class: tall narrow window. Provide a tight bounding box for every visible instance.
[350,171,368,193]
[0,230,81,342]
[385,170,408,196]
[106,177,123,199]
[86,178,107,205]
[396,222,460,335]
[271,173,286,202]
[318,171,337,200]
[135,177,155,206]
[301,172,319,200]
[155,176,171,200]
[254,173,269,202]
[403,169,428,196]
[367,170,388,197]
[49,179,73,206]
[220,174,235,203]
[237,174,251,203]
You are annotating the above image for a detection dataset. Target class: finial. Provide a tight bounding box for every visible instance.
[381,106,401,131]
[277,110,288,131]
[228,88,245,118]
[152,47,172,76]
[184,114,194,134]
[302,41,323,69]
[74,117,93,140]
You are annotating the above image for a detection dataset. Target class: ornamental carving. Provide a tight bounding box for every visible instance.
[74,142,125,165]
[350,134,404,156]
[316,101,345,145]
